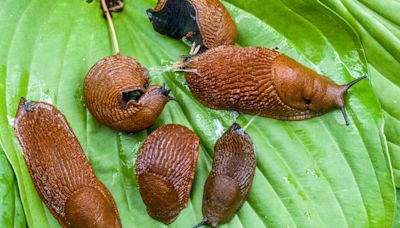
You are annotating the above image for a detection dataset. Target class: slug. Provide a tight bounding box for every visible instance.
[195,123,256,228]
[176,45,367,125]
[84,54,173,132]
[14,98,121,228]
[136,124,200,224]
[147,0,237,52]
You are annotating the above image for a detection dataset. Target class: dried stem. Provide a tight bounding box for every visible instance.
[100,0,120,54]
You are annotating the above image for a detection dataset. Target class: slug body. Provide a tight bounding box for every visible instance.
[179,46,366,124]
[136,124,200,224]
[14,98,121,228]
[84,54,172,132]
[147,0,237,51]
[200,123,256,227]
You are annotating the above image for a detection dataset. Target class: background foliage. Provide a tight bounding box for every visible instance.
[0,0,398,227]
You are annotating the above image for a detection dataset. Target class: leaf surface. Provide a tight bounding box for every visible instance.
[0,0,395,227]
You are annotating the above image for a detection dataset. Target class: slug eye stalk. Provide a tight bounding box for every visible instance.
[193,218,207,228]
[340,75,367,126]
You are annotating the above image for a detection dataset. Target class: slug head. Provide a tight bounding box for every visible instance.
[118,85,171,131]
[273,55,366,124]
[201,175,242,227]
[147,0,202,44]
[147,0,236,51]
[138,174,180,224]
[65,187,121,228]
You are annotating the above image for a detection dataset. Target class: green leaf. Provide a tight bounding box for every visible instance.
[395,189,400,228]
[0,146,26,227]
[0,0,395,227]
[318,0,400,187]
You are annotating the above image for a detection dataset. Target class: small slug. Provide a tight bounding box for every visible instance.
[84,54,173,132]
[14,98,121,228]
[147,0,237,52]
[136,124,200,224]
[195,123,256,228]
[176,46,367,125]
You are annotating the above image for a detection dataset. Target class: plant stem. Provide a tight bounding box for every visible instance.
[101,0,120,54]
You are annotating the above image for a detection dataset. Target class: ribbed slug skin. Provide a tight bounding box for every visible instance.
[190,0,237,48]
[84,54,170,132]
[147,0,236,50]
[136,124,200,224]
[183,45,349,121]
[14,99,121,228]
[201,124,256,227]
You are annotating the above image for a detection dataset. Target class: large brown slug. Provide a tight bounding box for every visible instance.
[14,98,121,228]
[195,123,256,228]
[147,0,237,52]
[136,124,200,224]
[84,54,172,132]
[177,45,367,125]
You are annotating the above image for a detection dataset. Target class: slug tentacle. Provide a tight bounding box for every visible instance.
[346,75,367,89]
[200,123,256,227]
[180,46,366,125]
[14,98,121,228]
[193,218,207,228]
[341,107,350,126]
[136,124,200,224]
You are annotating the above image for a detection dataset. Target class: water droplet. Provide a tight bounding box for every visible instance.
[304,211,311,220]
[214,119,224,139]
[283,175,290,184]
[7,116,15,126]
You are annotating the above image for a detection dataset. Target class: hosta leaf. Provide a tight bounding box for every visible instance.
[318,0,400,187]
[0,146,26,227]
[0,0,395,227]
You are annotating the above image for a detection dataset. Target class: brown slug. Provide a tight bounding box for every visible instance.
[84,0,173,132]
[147,0,237,52]
[136,124,200,224]
[14,98,121,228]
[176,45,367,125]
[84,54,173,132]
[194,123,256,228]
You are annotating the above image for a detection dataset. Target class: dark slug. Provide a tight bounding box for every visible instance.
[83,54,173,132]
[147,0,237,52]
[14,98,121,228]
[195,123,256,228]
[136,124,200,224]
[176,45,367,125]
